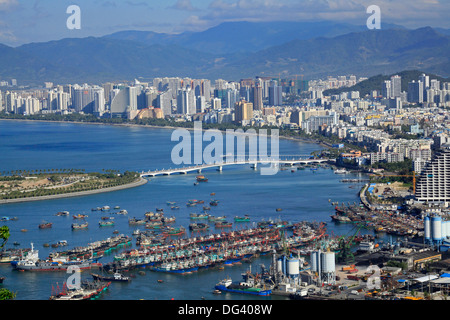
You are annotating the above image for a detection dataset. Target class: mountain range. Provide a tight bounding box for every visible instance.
[0,21,448,86]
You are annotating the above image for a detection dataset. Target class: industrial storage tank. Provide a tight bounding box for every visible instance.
[424,215,431,242]
[442,220,448,240]
[431,216,442,242]
[310,250,320,273]
[447,220,450,240]
[287,258,300,278]
[276,258,283,274]
[320,251,336,273]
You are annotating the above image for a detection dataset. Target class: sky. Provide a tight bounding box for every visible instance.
[0,0,448,46]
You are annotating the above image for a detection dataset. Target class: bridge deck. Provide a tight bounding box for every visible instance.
[140,157,334,177]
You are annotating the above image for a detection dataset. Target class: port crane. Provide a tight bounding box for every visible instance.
[335,223,364,264]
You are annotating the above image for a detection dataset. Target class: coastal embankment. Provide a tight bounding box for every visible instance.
[0,177,148,205]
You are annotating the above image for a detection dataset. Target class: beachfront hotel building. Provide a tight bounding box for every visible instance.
[415,145,450,205]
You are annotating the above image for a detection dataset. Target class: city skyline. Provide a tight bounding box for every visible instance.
[0,0,449,46]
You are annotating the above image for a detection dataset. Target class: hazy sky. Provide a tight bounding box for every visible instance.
[0,0,448,46]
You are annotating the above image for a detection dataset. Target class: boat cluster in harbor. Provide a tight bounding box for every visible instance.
[331,203,424,237]
[102,220,326,274]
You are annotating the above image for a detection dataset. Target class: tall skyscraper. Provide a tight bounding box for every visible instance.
[382,80,392,99]
[390,75,402,98]
[269,80,282,106]
[253,78,263,110]
[235,100,253,123]
[177,87,196,115]
[415,145,450,203]
[408,80,424,103]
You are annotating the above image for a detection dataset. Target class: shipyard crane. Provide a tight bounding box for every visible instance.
[335,223,364,264]
[369,171,417,194]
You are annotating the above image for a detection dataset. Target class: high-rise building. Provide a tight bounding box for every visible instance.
[268,80,282,106]
[94,89,105,116]
[177,87,196,115]
[0,90,3,112]
[157,89,172,116]
[390,75,402,98]
[72,84,104,113]
[408,80,424,103]
[415,145,450,203]
[253,78,263,110]
[382,80,392,99]
[235,100,253,123]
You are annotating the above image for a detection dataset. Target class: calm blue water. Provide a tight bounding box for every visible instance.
[0,120,369,300]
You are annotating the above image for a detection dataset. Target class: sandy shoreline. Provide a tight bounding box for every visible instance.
[0,177,148,205]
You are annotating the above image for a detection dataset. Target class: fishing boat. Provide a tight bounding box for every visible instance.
[55,211,69,216]
[73,214,88,219]
[99,220,115,227]
[234,215,250,222]
[72,222,89,230]
[189,223,209,231]
[215,221,232,228]
[12,243,93,271]
[145,221,163,229]
[162,226,186,236]
[171,206,180,210]
[39,222,53,229]
[128,218,146,225]
[50,280,110,300]
[91,272,130,282]
[208,215,226,222]
[330,214,351,223]
[196,175,208,182]
[190,213,210,220]
[214,277,271,296]
[210,200,219,206]
[161,216,176,224]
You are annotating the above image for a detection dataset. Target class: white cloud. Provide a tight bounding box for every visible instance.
[170,0,198,11]
[180,0,449,30]
[0,0,18,11]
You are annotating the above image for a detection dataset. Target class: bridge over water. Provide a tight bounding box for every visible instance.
[140,155,335,177]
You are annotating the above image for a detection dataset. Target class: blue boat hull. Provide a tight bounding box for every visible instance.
[215,285,271,296]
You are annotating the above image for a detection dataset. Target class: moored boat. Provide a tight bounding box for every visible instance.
[91,272,130,282]
[39,222,53,229]
[72,222,89,230]
[214,278,271,296]
[196,175,208,182]
[234,215,250,222]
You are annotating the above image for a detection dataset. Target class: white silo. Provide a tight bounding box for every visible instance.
[447,220,450,240]
[287,258,300,279]
[442,220,448,240]
[424,215,431,243]
[432,216,443,244]
[320,251,336,284]
[310,250,320,273]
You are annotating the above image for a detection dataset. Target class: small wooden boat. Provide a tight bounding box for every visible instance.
[39,222,52,229]
[73,214,88,219]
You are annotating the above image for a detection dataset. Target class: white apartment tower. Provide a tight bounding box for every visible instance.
[415,146,450,204]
